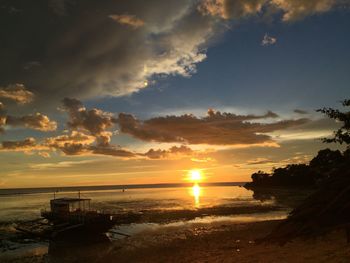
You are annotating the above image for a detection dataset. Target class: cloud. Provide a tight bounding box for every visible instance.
[1,1,215,102]
[199,0,347,21]
[0,99,57,133]
[44,131,134,157]
[1,137,37,151]
[271,0,343,21]
[90,145,137,158]
[38,151,50,158]
[2,98,191,159]
[247,157,275,165]
[118,109,308,145]
[5,113,57,131]
[45,131,95,147]
[199,0,266,19]
[191,157,215,163]
[48,0,69,16]
[294,109,308,114]
[144,145,193,159]
[109,14,145,28]
[1,0,347,105]
[61,98,117,146]
[0,84,34,104]
[261,33,277,46]
[0,103,5,133]
[0,84,56,132]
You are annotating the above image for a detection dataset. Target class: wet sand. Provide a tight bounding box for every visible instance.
[107,220,350,263]
[3,220,350,263]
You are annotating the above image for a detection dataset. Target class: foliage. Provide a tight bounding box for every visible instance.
[246,99,350,189]
[245,148,349,189]
[317,99,350,146]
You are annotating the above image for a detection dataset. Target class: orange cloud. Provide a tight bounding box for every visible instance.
[199,0,347,21]
[0,83,34,104]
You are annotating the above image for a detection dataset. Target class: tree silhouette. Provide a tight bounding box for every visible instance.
[261,99,350,244]
[317,99,350,147]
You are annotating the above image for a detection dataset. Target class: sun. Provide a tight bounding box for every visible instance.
[189,170,202,182]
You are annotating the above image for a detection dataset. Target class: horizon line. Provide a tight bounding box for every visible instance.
[0,181,247,195]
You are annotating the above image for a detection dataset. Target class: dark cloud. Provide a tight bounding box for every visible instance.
[44,99,139,157]
[0,0,215,103]
[5,113,57,131]
[44,131,136,158]
[118,109,308,145]
[90,145,137,158]
[0,86,57,132]
[45,131,95,148]
[61,98,117,146]
[1,137,37,150]
[144,145,193,159]
[0,126,194,159]
[1,0,346,109]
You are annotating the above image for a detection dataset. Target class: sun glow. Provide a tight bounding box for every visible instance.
[189,169,202,182]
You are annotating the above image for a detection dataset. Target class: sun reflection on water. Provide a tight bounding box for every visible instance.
[191,183,201,208]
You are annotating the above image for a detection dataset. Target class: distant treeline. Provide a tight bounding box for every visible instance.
[245,148,350,189]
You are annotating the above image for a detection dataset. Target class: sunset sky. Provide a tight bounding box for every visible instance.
[1,0,350,188]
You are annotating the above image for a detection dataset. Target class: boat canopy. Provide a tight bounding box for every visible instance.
[50,198,91,213]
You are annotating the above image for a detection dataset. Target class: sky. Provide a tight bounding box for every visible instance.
[0,0,350,188]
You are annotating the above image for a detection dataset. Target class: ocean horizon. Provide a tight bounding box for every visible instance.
[0,181,246,196]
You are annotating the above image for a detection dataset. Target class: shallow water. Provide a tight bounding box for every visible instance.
[0,185,292,262]
[0,185,273,222]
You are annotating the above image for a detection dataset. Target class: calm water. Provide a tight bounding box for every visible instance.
[0,184,275,222]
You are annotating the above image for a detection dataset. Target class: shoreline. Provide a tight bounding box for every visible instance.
[0,182,245,196]
[2,219,349,263]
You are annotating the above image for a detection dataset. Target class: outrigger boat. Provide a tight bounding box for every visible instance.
[16,192,140,239]
[41,196,115,237]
